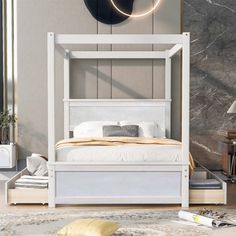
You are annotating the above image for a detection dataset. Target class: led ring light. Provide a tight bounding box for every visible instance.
[110,0,161,18]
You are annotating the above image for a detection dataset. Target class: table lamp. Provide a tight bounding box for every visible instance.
[227,100,236,114]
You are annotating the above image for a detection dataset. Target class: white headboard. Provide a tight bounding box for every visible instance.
[64,99,171,138]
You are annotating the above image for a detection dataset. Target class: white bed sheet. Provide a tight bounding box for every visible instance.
[56,144,182,163]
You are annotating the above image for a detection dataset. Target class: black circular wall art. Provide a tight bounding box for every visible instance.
[84,0,134,25]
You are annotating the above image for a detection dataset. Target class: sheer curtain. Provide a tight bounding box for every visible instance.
[1,0,16,142]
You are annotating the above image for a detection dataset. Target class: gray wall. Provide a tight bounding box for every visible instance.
[184,0,236,170]
[17,0,181,159]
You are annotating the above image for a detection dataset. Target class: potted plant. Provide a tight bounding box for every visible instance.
[0,110,16,144]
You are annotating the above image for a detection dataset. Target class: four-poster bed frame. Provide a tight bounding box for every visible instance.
[47,32,190,208]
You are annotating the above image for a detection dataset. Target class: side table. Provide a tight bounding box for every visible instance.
[222,141,236,181]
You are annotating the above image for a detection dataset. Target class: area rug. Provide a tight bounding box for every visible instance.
[0,208,235,236]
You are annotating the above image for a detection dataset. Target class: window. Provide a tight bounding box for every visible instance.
[0,1,3,112]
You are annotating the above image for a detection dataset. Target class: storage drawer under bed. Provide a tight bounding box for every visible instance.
[189,163,227,204]
[5,165,226,205]
[5,168,48,205]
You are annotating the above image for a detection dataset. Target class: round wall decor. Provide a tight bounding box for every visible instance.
[84,0,134,25]
[110,0,161,18]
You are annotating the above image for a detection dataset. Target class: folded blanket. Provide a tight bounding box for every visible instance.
[16,179,48,184]
[190,179,221,189]
[15,184,48,189]
[56,137,195,174]
[56,137,181,148]
[19,175,48,180]
[15,175,49,189]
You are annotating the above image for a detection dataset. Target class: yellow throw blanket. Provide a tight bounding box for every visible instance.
[56,137,181,149]
[56,137,195,174]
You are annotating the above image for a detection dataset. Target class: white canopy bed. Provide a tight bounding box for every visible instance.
[47,32,190,208]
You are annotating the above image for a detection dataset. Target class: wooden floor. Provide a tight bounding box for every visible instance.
[1,180,236,212]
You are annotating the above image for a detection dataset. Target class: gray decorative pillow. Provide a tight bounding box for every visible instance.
[103,125,139,137]
[26,155,48,176]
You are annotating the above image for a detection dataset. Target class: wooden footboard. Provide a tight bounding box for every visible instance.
[48,163,189,207]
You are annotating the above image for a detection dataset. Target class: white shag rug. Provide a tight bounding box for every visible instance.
[0,208,236,236]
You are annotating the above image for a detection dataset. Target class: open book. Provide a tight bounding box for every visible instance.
[179,210,236,228]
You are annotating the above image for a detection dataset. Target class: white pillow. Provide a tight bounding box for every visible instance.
[119,121,159,138]
[73,121,118,138]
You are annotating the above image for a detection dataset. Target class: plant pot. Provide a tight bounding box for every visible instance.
[1,127,10,144]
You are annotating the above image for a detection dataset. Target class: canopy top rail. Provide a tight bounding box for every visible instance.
[50,32,189,59]
[52,33,189,46]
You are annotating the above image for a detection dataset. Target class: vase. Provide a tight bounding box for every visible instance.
[1,127,10,144]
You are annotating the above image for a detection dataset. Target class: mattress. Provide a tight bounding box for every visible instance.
[56,144,182,163]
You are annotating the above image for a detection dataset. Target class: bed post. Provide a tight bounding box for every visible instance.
[47,32,56,207]
[64,50,70,139]
[165,51,171,138]
[182,32,190,208]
